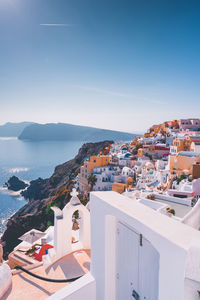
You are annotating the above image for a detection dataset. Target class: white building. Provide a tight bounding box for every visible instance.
[48,191,200,300]
[2,190,200,300]
[92,166,135,191]
[92,165,120,191]
[191,142,200,153]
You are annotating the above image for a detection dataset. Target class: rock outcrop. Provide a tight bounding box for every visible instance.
[1,140,113,258]
[5,176,28,192]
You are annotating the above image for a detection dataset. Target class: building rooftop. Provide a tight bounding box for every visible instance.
[154,198,192,218]
[189,136,200,139]
[91,191,200,250]
[4,249,90,300]
[178,151,200,157]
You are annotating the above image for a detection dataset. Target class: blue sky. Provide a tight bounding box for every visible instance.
[0,0,200,133]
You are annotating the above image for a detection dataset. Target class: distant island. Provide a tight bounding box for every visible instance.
[0,122,34,137]
[0,122,136,142]
[18,123,135,142]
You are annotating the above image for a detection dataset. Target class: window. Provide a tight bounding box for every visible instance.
[93,160,96,163]
[174,194,187,198]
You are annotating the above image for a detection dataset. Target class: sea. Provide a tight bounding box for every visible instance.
[0,137,83,236]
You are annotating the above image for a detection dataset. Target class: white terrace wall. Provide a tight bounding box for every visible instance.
[52,202,90,259]
[90,191,200,300]
[47,273,96,300]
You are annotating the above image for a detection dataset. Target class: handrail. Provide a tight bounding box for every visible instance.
[14,266,82,283]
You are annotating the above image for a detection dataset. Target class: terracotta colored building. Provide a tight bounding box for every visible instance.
[169,151,200,176]
[112,182,126,194]
[172,137,185,153]
[192,163,200,179]
[78,155,111,192]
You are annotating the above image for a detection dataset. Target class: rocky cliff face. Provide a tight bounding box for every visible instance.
[1,140,113,258]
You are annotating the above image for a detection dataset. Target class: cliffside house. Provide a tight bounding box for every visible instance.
[191,142,200,153]
[179,118,200,132]
[184,135,200,151]
[170,137,185,154]
[192,162,200,179]
[138,144,170,159]
[169,151,200,176]
[78,155,111,193]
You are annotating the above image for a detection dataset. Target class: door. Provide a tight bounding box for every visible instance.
[139,237,159,300]
[116,222,159,300]
[116,222,139,300]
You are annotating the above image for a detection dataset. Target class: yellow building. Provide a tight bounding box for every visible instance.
[172,137,185,152]
[78,155,111,192]
[85,155,111,172]
[138,148,143,158]
[112,182,126,194]
[138,145,154,158]
[169,151,200,176]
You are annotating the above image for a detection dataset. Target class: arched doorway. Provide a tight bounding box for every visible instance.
[71,209,81,244]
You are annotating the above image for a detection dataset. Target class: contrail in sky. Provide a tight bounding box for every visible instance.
[40,24,73,27]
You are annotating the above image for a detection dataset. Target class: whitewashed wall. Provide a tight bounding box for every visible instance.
[90,191,200,300]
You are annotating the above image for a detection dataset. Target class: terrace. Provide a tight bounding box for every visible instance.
[4,250,90,300]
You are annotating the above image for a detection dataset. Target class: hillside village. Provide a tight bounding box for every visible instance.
[1,118,200,300]
[77,118,200,218]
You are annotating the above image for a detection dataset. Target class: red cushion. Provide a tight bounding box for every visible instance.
[34,244,53,262]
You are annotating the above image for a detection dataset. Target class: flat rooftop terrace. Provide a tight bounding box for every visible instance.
[154,198,192,218]
[3,249,90,300]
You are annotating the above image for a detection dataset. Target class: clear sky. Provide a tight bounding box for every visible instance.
[0,0,200,133]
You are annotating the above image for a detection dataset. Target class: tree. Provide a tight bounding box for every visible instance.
[88,174,97,191]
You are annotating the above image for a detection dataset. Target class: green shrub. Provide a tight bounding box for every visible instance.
[47,220,53,227]
[177,174,187,184]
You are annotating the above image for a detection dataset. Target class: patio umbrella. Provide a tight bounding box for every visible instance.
[19,229,46,245]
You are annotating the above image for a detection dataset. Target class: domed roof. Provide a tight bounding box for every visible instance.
[124,152,131,158]
[122,166,132,172]
[145,162,154,168]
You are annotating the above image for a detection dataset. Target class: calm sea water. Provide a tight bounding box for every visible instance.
[0,138,83,236]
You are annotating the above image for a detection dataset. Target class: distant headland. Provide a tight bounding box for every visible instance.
[0,122,137,142]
